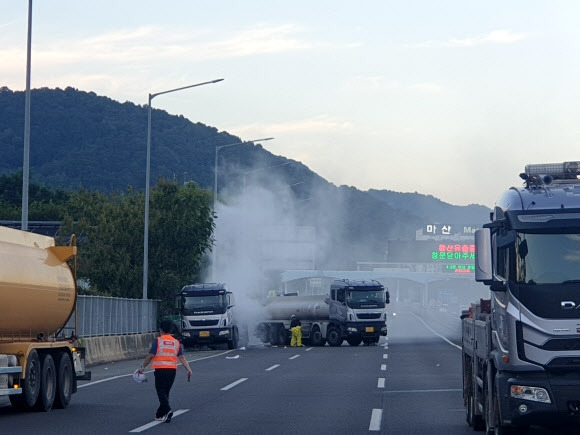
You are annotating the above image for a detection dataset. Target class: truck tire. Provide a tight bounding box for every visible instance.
[9,349,41,410]
[310,326,325,346]
[268,325,279,345]
[228,327,239,349]
[53,352,73,409]
[257,324,270,344]
[347,337,362,346]
[277,326,288,346]
[326,326,343,347]
[468,394,485,431]
[35,353,56,412]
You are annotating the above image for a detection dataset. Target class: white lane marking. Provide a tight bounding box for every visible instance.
[129,409,189,432]
[386,388,462,394]
[383,354,388,359]
[369,409,382,431]
[381,364,386,371]
[378,378,385,388]
[305,347,313,351]
[289,355,300,360]
[411,312,462,350]
[266,364,280,371]
[79,350,233,389]
[220,378,248,391]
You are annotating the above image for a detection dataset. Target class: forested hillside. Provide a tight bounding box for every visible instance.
[0,87,490,269]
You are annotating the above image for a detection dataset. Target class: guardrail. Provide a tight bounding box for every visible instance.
[63,295,159,337]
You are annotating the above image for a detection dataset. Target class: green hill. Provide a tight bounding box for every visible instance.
[0,86,490,268]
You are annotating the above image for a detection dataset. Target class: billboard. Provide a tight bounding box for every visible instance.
[387,240,475,274]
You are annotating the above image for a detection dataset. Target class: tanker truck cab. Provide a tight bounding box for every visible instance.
[177,283,241,349]
[465,161,580,432]
[329,279,389,346]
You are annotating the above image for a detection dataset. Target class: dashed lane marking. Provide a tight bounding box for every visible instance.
[289,355,300,360]
[79,350,233,389]
[383,354,388,359]
[266,364,280,371]
[369,409,382,431]
[220,378,248,391]
[129,409,189,432]
[377,378,385,388]
[305,347,313,351]
[381,364,386,371]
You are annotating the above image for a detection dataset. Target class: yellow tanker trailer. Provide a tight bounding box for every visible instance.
[0,226,90,411]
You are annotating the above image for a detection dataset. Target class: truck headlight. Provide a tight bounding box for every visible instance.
[182,332,190,337]
[511,385,551,403]
[219,330,229,335]
[347,327,357,332]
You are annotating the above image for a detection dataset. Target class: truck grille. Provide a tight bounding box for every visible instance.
[541,338,580,351]
[357,313,382,319]
[189,319,219,327]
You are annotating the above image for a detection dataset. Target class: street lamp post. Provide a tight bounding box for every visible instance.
[21,0,33,230]
[211,137,274,281]
[142,78,224,300]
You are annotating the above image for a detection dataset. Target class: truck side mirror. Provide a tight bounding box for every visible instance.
[175,295,180,310]
[385,291,390,304]
[475,228,493,283]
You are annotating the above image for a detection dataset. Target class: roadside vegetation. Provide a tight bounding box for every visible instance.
[0,171,214,313]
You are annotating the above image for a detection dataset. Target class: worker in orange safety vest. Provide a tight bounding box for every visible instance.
[138,320,192,423]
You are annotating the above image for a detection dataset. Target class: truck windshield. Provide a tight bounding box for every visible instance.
[182,294,228,314]
[346,290,385,309]
[516,232,580,284]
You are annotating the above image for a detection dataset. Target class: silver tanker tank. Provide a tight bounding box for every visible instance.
[263,295,330,321]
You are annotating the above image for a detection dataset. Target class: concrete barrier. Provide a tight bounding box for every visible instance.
[81,333,157,366]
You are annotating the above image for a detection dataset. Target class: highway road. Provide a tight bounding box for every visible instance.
[0,307,571,434]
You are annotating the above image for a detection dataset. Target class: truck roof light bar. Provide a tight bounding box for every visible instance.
[521,161,580,187]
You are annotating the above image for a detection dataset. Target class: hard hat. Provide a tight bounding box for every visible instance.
[133,369,148,383]
[291,315,296,319]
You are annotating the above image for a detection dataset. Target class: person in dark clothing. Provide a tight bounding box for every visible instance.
[138,320,192,422]
[290,315,302,347]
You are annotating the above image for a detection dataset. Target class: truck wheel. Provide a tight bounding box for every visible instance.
[469,394,485,431]
[310,327,325,346]
[347,337,362,346]
[35,353,56,412]
[326,326,343,347]
[277,326,288,346]
[9,349,41,410]
[268,325,279,345]
[228,327,239,349]
[53,352,73,409]
[258,324,270,344]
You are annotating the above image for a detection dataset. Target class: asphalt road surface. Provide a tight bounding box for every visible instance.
[0,307,574,434]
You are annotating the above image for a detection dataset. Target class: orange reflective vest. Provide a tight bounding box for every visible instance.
[152,335,179,369]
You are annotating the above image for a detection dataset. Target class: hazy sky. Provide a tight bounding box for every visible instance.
[3,1,580,208]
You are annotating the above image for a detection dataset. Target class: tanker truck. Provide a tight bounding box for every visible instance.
[0,226,90,412]
[255,279,389,347]
[463,161,580,433]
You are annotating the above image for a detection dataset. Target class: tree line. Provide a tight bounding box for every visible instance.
[0,171,214,314]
